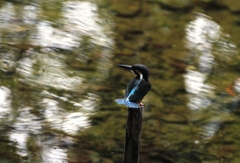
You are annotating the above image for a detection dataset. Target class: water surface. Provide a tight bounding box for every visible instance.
[0,0,240,162]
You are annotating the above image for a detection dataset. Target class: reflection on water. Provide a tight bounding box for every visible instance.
[34,21,79,49]
[185,13,238,141]
[63,1,113,46]
[42,98,90,135]
[0,3,15,25]
[233,78,240,94]
[184,70,211,95]
[0,86,12,120]
[0,0,114,162]
[17,51,84,90]
[42,146,68,163]
[31,1,113,49]
[9,107,42,157]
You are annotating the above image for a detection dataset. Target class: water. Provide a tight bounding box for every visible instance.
[0,0,240,162]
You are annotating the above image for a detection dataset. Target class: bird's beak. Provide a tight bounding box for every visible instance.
[118,64,132,70]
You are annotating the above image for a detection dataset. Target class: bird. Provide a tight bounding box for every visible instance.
[115,64,151,108]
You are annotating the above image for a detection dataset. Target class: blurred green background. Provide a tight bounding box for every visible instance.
[0,0,240,162]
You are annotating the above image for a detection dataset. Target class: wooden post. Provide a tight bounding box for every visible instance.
[123,107,143,163]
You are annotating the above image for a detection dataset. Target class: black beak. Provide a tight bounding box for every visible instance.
[118,64,132,70]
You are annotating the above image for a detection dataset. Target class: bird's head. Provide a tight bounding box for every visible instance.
[118,64,149,81]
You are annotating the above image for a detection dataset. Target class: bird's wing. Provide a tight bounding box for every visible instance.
[124,78,138,98]
[128,81,151,102]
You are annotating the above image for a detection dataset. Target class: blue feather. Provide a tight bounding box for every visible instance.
[115,98,141,109]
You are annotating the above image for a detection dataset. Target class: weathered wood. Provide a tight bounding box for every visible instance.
[123,107,143,163]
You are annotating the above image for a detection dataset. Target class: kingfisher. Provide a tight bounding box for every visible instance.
[115,64,151,108]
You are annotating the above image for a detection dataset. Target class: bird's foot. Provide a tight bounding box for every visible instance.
[139,103,145,108]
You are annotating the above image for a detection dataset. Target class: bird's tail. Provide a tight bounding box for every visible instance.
[115,98,141,108]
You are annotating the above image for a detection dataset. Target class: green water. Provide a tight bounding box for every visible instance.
[0,0,240,162]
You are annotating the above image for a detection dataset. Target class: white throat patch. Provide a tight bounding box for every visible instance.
[139,73,143,80]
